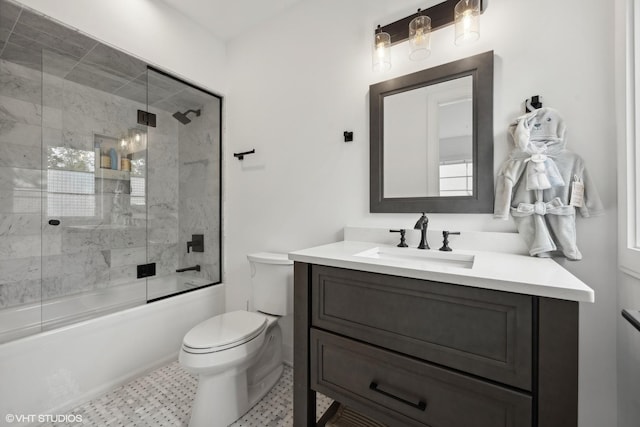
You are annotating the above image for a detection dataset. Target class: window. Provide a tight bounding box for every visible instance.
[47,169,95,217]
[439,160,473,196]
[618,0,640,277]
[130,158,146,206]
[130,176,145,206]
[46,147,96,217]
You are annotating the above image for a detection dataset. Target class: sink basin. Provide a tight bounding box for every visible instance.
[354,246,475,269]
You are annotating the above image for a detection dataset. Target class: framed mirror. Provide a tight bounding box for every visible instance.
[370,51,494,213]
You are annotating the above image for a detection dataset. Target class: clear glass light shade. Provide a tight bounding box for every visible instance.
[454,0,480,46]
[373,30,391,72]
[409,15,431,61]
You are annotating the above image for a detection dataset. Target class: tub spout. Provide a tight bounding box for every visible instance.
[176,265,201,273]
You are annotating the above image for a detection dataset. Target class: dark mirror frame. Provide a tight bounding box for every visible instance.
[370,50,494,213]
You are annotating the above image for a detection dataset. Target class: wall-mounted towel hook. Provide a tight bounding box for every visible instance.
[525,95,543,112]
[233,149,255,160]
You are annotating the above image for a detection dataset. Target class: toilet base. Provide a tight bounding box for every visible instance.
[187,363,284,427]
[248,363,283,408]
[189,369,249,427]
[186,323,284,427]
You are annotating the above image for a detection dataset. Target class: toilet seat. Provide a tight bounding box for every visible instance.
[182,311,267,355]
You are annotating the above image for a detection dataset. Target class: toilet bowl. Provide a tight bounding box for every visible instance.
[179,252,292,427]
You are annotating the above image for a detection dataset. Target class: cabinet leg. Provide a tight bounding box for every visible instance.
[537,298,578,427]
[294,262,316,426]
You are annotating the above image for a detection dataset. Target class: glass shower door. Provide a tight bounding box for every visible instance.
[40,47,149,329]
[0,4,221,343]
[145,68,221,301]
[0,40,44,343]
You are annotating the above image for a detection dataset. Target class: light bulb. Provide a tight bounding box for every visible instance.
[409,13,431,61]
[373,26,391,72]
[454,0,480,46]
[463,11,472,32]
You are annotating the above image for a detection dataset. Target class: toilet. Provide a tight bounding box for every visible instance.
[179,252,293,427]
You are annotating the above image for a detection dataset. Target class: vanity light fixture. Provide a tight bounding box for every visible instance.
[372,25,391,72]
[373,0,484,67]
[409,9,431,61]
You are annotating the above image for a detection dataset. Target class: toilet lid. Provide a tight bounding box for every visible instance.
[183,310,267,351]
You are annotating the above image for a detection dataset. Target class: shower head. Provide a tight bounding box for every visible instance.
[172,109,201,125]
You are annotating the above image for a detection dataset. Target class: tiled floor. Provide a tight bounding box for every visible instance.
[39,362,332,427]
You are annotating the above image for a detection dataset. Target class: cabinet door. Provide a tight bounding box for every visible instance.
[312,265,532,390]
[311,329,532,427]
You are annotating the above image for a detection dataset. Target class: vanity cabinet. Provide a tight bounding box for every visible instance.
[294,262,579,427]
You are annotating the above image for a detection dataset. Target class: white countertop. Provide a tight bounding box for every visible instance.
[289,240,594,303]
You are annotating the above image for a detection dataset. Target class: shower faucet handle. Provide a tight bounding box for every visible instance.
[187,234,204,253]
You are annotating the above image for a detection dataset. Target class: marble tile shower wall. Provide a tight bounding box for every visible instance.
[178,99,221,282]
[0,58,181,309]
[1,58,44,309]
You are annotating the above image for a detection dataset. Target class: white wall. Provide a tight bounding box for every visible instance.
[384,87,430,197]
[226,0,618,426]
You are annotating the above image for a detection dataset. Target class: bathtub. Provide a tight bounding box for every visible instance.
[0,274,215,344]
[0,280,224,425]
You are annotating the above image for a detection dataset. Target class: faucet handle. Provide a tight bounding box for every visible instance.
[186,234,204,253]
[439,231,461,252]
[390,229,408,247]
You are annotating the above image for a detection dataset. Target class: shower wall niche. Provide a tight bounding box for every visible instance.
[0,0,222,343]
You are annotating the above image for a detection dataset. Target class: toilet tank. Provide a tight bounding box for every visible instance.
[247,252,293,316]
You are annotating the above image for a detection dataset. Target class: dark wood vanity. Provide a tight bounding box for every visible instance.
[294,262,579,427]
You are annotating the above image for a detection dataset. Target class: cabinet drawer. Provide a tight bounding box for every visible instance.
[311,329,532,427]
[311,265,532,390]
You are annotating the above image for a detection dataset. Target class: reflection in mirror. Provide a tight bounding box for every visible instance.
[384,76,473,198]
[370,51,493,213]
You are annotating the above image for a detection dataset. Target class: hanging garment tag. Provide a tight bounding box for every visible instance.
[570,176,584,207]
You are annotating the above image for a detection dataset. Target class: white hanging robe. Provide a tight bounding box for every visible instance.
[494,108,603,260]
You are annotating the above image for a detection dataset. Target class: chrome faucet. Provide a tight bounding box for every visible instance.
[414,213,429,249]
